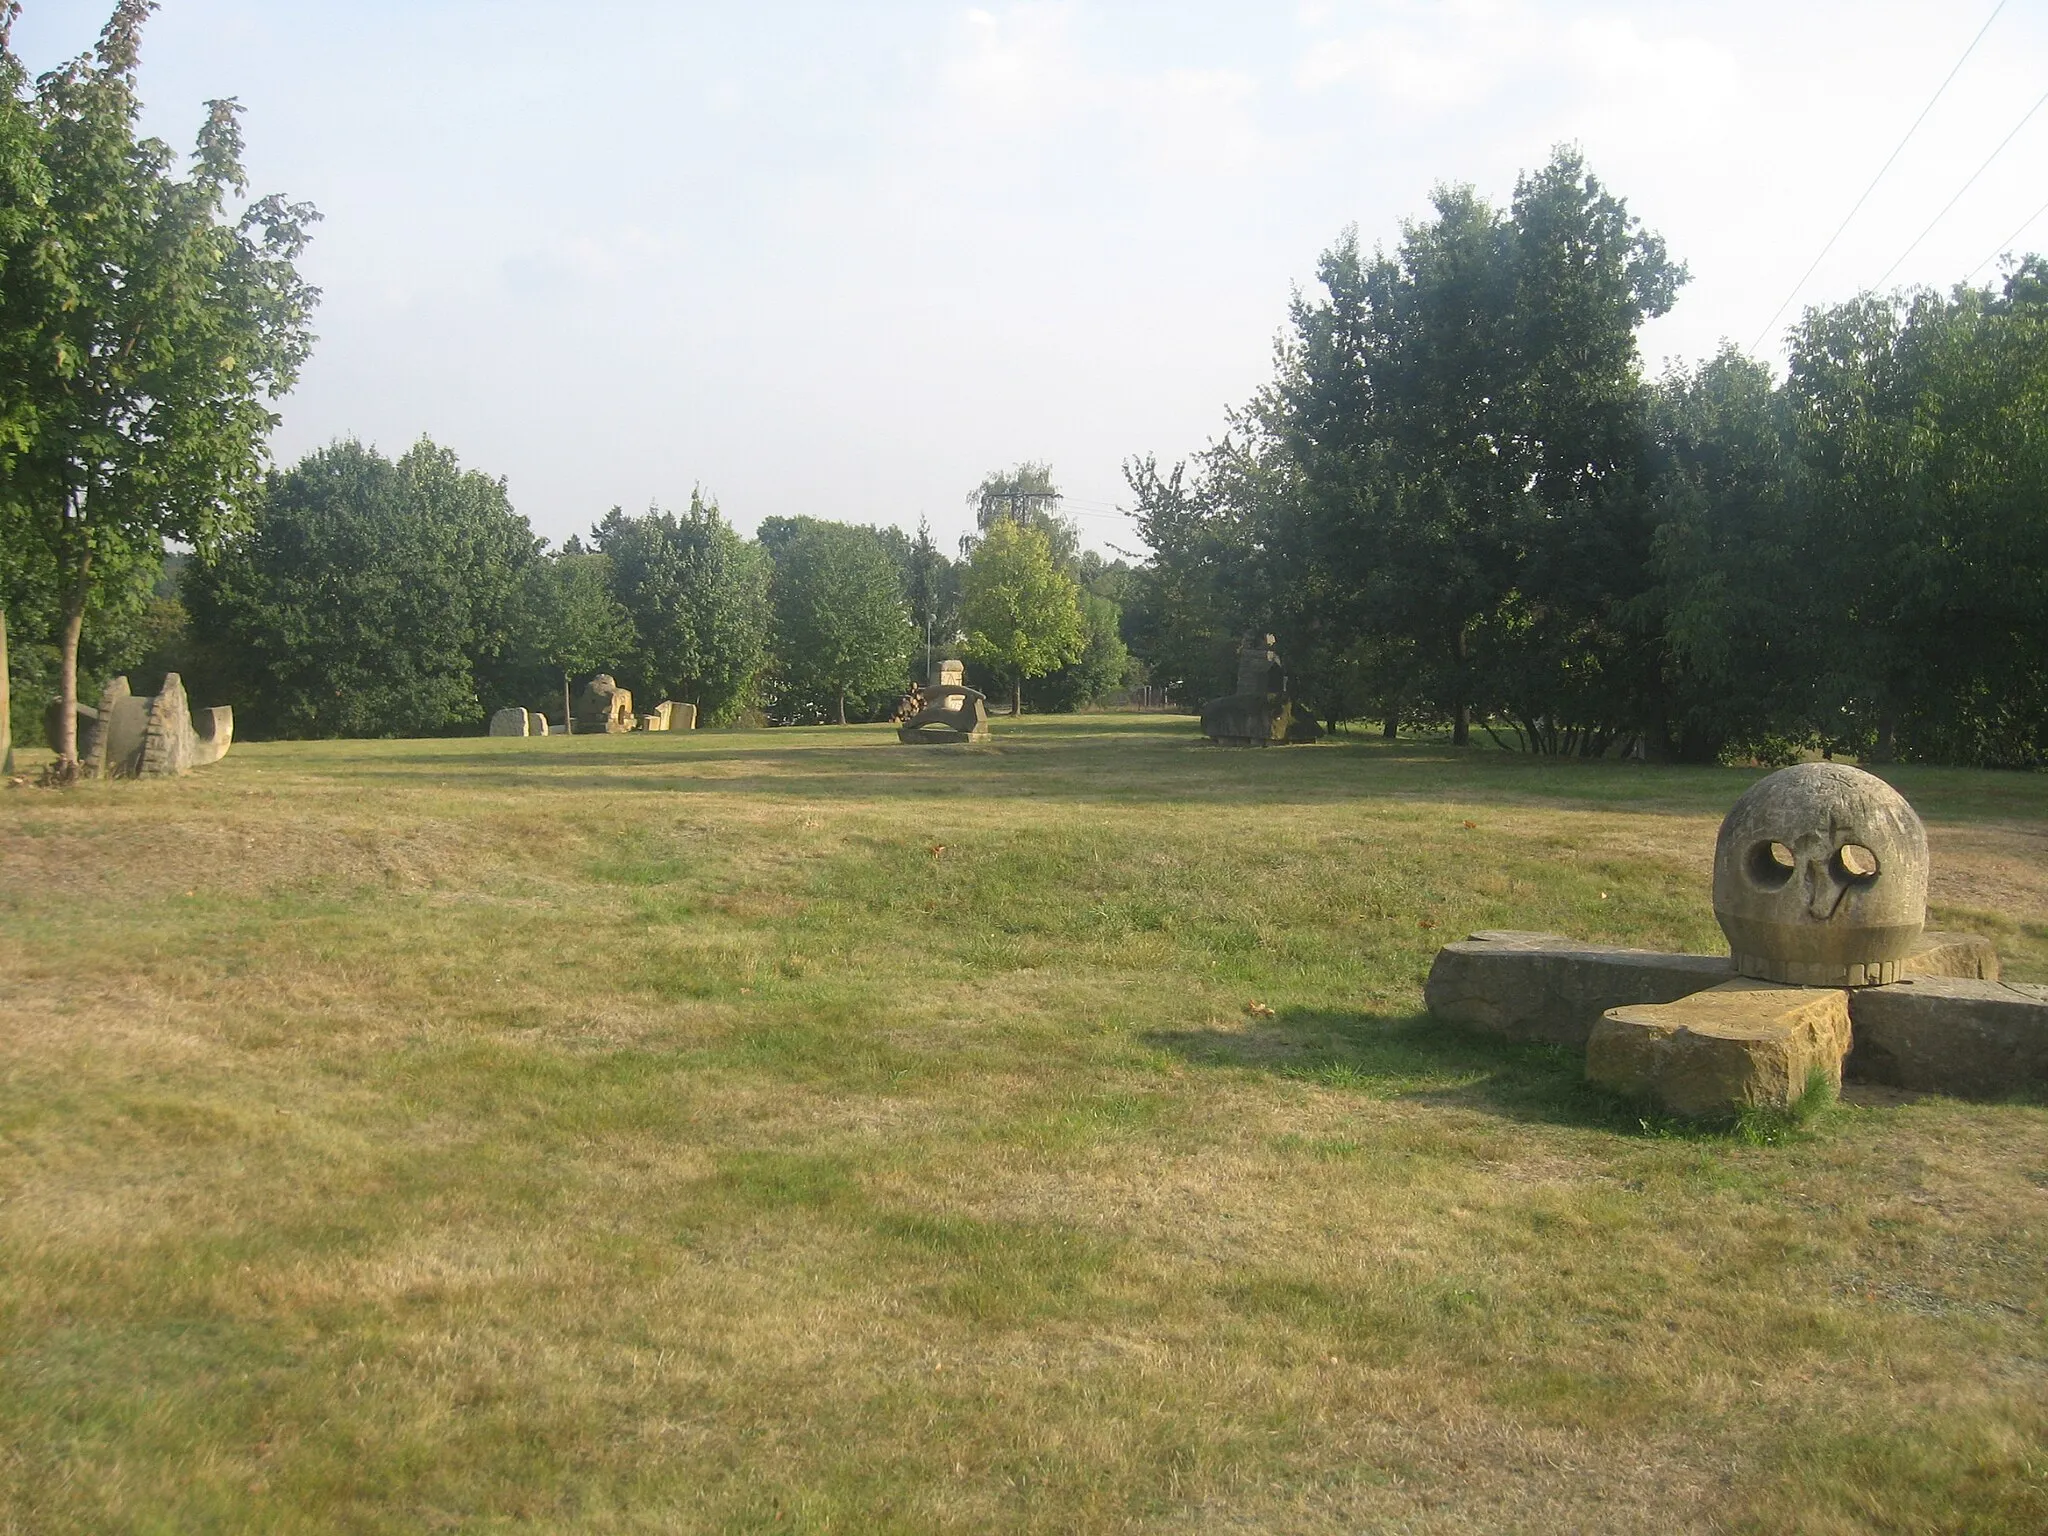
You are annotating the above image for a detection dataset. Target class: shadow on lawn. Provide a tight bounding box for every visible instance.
[1145,1006,1652,1135]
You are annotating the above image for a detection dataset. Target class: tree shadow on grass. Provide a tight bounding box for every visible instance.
[1144,1005,1682,1137]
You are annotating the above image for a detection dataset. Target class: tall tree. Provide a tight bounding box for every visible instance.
[764,517,916,724]
[184,439,538,739]
[967,462,1079,567]
[0,1,317,778]
[904,516,959,680]
[960,517,1084,717]
[484,548,634,725]
[592,494,770,724]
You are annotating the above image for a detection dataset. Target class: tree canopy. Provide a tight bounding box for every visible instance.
[960,517,1085,718]
[765,516,915,724]
[0,0,317,776]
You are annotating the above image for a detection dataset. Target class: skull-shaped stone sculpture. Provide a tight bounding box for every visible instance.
[1712,763,1928,986]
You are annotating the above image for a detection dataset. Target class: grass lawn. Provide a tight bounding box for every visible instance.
[3,715,2047,1533]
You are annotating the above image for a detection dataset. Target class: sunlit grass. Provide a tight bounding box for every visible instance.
[3,717,2046,1532]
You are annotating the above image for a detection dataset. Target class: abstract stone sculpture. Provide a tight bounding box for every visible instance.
[1713,763,1929,986]
[1424,766,2037,1117]
[898,659,989,744]
[46,674,231,778]
[1199,633,1321,746]
[640,702,674,732]
[573,675,636,733]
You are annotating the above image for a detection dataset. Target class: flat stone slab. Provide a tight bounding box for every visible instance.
[1588,979,1852,1119]
[1847,977,2048,1099]
[1897,932,2000,983]
[1425,933,1732,1047]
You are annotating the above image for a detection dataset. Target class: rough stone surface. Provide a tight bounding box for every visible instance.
[1899,931,2000,983]
[489,707,530,738]
[44,674,233,778]
[137,675,196,778]
[530,715,550,737]
[640,702,674,732]
[573,675,636,733]
[1425,932,1733,1047]
[1713,762,1929,986]
[1588,979,1852,1119]
[1199,632,1321,746]
[191,706,234,764]
[1847,977,2048,1099]
[670,703,696,731]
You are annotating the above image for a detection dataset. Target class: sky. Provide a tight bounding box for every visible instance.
[12,0,2048,556]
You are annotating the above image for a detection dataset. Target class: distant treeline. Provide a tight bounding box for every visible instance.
[1118,147,2048,767]
[3,443,1137,741]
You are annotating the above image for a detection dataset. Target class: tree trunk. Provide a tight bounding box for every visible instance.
[1382,716,1397,741]
[1012,680,1022,718]
[1450,626,1470,747]
[563,672,573,736]
[52,554,91,784]
[837,687,847,726]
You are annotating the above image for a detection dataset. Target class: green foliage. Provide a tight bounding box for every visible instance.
[0,2,317,770]
[960,518,1085,715]
[183,439,537,739]
[967,461,1078,568]
[481,550,634,717]
[1025,590,1130,713]
[592,495,770,725]
[764,517,916,724]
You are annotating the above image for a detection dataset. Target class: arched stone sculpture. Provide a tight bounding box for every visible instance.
[45,674,232,778]
[1712,763,1929,987]
[898,659,989,744]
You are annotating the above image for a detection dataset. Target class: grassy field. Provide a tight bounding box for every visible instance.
[3,716,2047,1534]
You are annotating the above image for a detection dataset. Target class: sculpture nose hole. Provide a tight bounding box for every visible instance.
[1747,841,1796,889]
[1833,843,1880,882]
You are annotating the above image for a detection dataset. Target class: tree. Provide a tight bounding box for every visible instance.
[959,517,1084,717]
[485,549,634,725]
[0,2,317,778]
[966,462,1079,567]
[904,516,960,680]
[1024,590,1129,712]
[592,494,770,724]
[764,517,916,724]
[185,439,538,738]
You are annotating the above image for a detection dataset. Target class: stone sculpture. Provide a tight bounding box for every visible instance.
[489,706,532,737]
[1424,762,2044,1118]
[573,675,636,734]
[898,659,989,744]
[1713,762,1929,986]
[1199,633,1321,746]
[45,674,232,779]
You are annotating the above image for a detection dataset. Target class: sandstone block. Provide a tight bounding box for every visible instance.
[1846,977,2048,1099]
[1424,932,1732,1047]
[489,706,530,738]
[670,703,697,731]
[1898,931,1999,983]
[1587,979,1851,1119]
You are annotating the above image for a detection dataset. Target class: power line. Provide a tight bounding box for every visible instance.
[1749,0,2007,353]
[1871,82,2048,290]
[1969,194,2048,280]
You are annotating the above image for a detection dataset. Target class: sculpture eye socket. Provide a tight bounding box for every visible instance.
[1748,841,1797,888]
[1834,843,1880,881]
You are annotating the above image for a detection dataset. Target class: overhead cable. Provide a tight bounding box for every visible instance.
[1748,0,2007,352]
[1969,195,2048,281]
[1871,82,2048,290]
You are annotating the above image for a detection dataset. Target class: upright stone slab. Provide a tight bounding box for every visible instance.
[530,714,550,737]
[641,702,674,732]
[1425,932,1733,1047]
[1847,977,2048,1099]
[1588,979,1851,1119]
[489,706,530,737]
[670,703,696,731]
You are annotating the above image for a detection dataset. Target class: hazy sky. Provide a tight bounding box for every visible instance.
[13,1,2048,554]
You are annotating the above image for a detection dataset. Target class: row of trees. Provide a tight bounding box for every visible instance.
[46,440,1137,740]
[1123,146,2048,766]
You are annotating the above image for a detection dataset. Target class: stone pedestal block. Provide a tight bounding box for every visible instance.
[1588,979,1851,1119]
[1897,932,2000,983]
[1846,977,2048,1099]
[1425,932,1732,1047]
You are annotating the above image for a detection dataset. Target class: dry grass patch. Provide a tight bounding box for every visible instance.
[3,718,2046,1533]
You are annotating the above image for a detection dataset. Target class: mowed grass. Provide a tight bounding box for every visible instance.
[3,716,2047,1534]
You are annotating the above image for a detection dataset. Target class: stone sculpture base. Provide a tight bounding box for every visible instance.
[1199,694,1320,746]
[1426,930,1999,1050]
[1588,979,1852,1119]
[1846,978,2048,1099]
